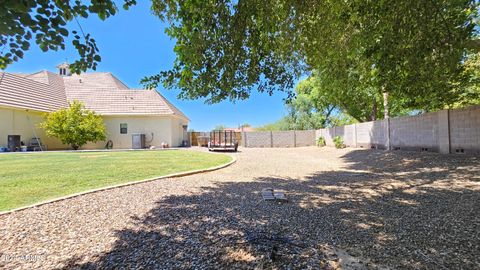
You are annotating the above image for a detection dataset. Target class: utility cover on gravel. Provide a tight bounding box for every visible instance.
[262,188,288,202]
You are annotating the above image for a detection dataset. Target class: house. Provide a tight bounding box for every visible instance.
[0,63,189,150]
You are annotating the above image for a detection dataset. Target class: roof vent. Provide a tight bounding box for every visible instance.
[56,62,71,76]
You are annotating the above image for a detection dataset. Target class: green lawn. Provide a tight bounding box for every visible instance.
[0,150,232,211]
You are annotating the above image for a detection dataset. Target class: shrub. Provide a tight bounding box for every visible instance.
[333,136,345,149]
[317,136,326,147]
[41,101,106,150]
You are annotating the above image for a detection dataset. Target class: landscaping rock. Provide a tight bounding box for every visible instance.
[0,147,479,269]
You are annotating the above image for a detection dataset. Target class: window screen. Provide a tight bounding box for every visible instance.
[120,123,128,134]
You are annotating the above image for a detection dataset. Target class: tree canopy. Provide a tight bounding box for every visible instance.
[41,101,106,150]
[261,48,480,128]
[1,0,136,72]
[454,52,480,107]
[295,73,416,122]
[2,0,479,113]
[142,0,479,108]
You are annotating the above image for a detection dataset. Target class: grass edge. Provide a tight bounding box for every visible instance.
[0,155,235,216]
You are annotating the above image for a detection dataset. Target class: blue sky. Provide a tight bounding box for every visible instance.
[6,1,292,131]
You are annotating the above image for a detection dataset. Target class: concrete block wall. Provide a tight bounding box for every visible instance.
[295,130,316,146]
[322,125,356,147]
[272,131,295,147]
[201,106,479,153]
[320,128,335,146]
[342,124,357,147]
[390,112,440,151]
[315,105,480,154]
[355,120,388,149]
[242,130,316,148]
[333,126,344,138]
[449,105,480,154]
[243,132,272,147]
[437,110,450,154]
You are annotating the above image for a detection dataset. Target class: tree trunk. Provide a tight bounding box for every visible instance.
[382,89,391,150]
[383,89,390,119]
[321,106,335,127]
[370,97,377,121]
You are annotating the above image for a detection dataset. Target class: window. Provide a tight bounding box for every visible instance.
[120,123,128,134]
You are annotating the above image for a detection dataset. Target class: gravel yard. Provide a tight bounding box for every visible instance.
[0,147,479,269]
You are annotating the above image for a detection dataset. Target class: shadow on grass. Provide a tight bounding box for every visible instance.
[61,150,480,269]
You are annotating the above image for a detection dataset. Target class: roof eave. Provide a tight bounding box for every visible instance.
[98,112,189,121]
[0,104,55,113]
[99,112,175,116]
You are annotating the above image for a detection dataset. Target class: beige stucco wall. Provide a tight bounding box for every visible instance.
[1,106,188,150]
[171,117,187,147]
[0,106,66,149]
[84,115,187,149]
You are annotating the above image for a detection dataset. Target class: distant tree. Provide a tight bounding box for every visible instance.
[257,106,357,131]
[295,75,414,122]
[41,101,106,150]
[255,119,290,131]
[281,94,329,130]
[214,125,226,131]
[257,79,360,130]
[329,113,358,127]
[452,52,480,108]
[0,0,136,72]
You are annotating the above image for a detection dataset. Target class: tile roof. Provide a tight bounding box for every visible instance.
[0,69,188,120]
[0,72,67,112]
